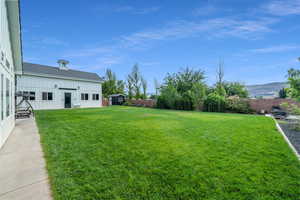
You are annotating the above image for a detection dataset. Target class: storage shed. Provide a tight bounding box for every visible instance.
[109,94,126,105]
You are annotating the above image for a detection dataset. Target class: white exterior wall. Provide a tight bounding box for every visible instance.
[0,0,16,148]
[17,75,102,110]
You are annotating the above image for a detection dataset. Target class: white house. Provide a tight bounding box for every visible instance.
[0,0,22,148]
[17,60,103,110]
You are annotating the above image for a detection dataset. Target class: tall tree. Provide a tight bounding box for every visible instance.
[126,75,133,99]
[102,69,125,98]
[279,88,287,99]
[157,67,206,110]
[141,77,147,99]
[102,69,117,98]
[287,68,300,100]
[154,78,160,96]
[116,80,125,94]
[215,59,226,96]
[128,64,141,99]
[191,82,206,110]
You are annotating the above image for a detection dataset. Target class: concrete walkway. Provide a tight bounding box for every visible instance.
[0,118,52,200]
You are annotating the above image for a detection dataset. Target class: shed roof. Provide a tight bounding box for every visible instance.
[109,94,126,97]
[22,62,102,83]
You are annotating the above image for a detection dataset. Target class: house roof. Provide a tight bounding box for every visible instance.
[22,62,102,83]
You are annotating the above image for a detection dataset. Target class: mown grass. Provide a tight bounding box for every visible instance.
[35,106,300,200]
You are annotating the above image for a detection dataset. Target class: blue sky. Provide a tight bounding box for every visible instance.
[21,0,300,92]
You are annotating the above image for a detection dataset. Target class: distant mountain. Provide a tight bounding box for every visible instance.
[246,82,288,98]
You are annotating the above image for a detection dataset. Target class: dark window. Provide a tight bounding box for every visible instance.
[42,92,53,100]
[23,91,29,100]
[30,92,35,100]
[81,93,89,100]
[93,94,99,100]
[42,92,47,100]
[48,92,53,100]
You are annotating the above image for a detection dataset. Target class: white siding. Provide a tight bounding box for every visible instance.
[0,0,16,148]
[17,75,102,110]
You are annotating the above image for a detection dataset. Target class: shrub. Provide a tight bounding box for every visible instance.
[123,100,132,106]
[280,102,300,115]
[156,85,181,109]
[204,93,226,112]
[174,95,194,110]
[225,98,252,114]
[156,96,168,109]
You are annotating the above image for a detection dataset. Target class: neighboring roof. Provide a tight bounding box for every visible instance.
[109,94,126,97]
[6,0,23,74]
[22,62,102,83]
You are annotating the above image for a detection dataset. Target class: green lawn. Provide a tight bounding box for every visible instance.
[35,106,300,200]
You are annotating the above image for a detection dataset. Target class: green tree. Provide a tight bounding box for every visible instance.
[116,80,125,94]
[279,88,287,99]
[154,78,160,96]
[286,68,300,100]
[164,67,205,95]
[141,77,147,99]
[191,82,206,110]
[102,69,117,98]
[126,75,133,100]
[158,67,206,110]
[157,85,180,109]
[223,82,248,98]
[102,69,125,98]
[204,93,226,112]
[215,60,226,97]
[128,64,141,99]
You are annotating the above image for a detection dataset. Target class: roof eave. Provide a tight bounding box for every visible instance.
[21,72,102,83]
[6,0,23,74]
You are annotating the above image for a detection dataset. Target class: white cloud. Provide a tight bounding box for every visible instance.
[25,37,68,48]
[250,45,300,53]
[62,17,279,66]
[64,47,114,58]
[263,0,300,16]
[120,17,278,48]
[39,37,67,46]
[96,55,123,65]
[97,5,160,15]
[139,62,160,67]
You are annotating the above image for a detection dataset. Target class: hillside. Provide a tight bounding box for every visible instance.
[246,82,288,98]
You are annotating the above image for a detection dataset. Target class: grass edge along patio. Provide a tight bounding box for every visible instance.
[35,106,300,200]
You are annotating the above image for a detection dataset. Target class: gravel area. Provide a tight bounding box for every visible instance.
[278,122,300,155]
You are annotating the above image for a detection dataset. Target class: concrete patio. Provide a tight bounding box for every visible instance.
[0,118,52,200]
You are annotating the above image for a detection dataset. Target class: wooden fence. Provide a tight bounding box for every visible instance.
[128,99,156,108]
[248,98,300,113]
[103,96,299,114]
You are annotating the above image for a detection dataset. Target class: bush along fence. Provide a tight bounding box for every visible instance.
[122,98,300,114]
[248,98,300,113]
[125,99,156,108]
[102,98,109,107]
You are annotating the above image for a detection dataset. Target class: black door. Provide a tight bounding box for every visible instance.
[64,93,71,108]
